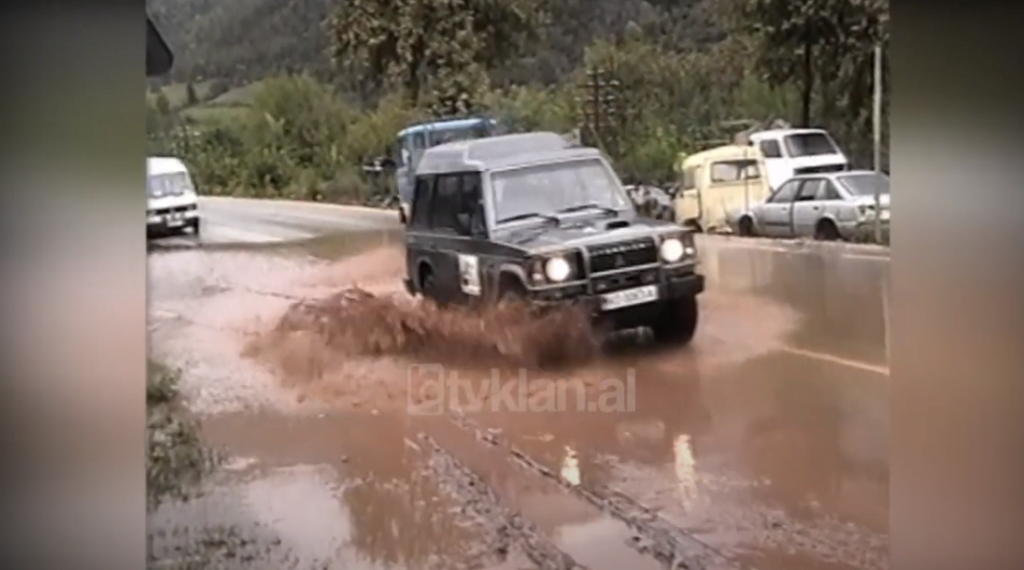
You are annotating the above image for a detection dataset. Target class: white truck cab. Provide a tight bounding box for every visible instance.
[147,156,200,237]
[748,128,848,190]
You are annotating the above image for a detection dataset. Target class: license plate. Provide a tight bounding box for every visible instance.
[600,285,659,311]
[166,216,184,227]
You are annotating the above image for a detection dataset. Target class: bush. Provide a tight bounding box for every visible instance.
[147,362,218,512]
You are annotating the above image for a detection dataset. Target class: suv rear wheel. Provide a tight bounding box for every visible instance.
[650,296,699,346]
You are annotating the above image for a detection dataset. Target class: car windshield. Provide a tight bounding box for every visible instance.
[490,158,631,223]
[148,172,194,196]
[838,172,889,197]
[783,132,840,157]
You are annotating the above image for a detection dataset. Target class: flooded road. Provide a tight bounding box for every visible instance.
[148,201,889,570]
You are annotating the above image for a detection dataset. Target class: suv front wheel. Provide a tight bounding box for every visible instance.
[650,296,699,346]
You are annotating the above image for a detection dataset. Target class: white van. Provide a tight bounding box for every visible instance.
[147,156,200,237]
[748,128,848,190]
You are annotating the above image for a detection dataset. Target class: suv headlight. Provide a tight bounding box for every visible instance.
[545,256,571,282]
[660,238,684,263]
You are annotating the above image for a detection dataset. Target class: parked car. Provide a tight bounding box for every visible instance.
[728,170,889,242]
[673,143,772,233]
[403,132,705,345]
[147,156,200,238]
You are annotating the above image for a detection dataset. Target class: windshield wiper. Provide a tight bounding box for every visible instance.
[497,212,560,225]
[556,203,619,216]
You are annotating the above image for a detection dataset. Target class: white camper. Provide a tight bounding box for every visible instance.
[748,128,848,190]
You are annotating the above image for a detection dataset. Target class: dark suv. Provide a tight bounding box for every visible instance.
[402,132,705,344]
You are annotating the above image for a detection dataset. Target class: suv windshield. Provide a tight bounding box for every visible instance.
[838,172,889,197]
[783,132,840,157]
[490,158,631,223]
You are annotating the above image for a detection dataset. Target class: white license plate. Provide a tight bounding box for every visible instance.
[600,285,659,311]
[166,216,184,227]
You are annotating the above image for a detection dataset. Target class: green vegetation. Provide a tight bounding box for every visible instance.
[147,0,889,203]
[147,361,218,512]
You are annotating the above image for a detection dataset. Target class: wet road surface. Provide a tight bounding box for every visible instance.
[148,199,889,570]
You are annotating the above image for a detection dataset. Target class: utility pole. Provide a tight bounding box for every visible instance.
[576,68,622,159]
[872,43,884,244]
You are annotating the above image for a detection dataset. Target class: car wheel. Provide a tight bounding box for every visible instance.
[190,219,201,236]
[815,219,840,241]
[650,296,699,346]
[738,216,755,237]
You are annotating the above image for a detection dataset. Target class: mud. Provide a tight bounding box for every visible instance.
[149,224,889,570]
[451,413,733,570]
[245,287,599,375]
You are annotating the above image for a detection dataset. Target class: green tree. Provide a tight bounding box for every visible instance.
[185,81,199,105]
[736,0,888,129]
[329,0,544,111]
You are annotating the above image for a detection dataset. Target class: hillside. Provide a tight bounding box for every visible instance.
[148,0,334,84]
[148,0,720,86]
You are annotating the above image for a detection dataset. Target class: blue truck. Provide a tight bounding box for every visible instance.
[393,116,500,223]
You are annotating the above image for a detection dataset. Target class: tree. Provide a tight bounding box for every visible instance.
[724,0,888,165]
[185,81,199,105]
[329,0,545,111]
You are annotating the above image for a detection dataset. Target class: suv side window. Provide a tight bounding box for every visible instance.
[459,173,486,237]
[409,175,435,228]
[430,174,464,233]
[759,140,783,158]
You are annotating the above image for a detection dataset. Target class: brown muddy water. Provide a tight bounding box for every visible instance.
[147,229,889,570]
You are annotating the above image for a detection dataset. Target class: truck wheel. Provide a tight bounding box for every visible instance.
[650,296,699,346]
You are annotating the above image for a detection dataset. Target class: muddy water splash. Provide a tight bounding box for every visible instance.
[245,287,600,380]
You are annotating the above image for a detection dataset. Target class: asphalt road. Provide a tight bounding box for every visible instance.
[149,196,400,247]
[148,197,890,570]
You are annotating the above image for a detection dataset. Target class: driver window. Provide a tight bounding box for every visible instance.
[430,174,463,233]
[795,179,824,201]
[768,180,800,203]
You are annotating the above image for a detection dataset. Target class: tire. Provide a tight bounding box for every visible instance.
[190,218,201,236]
[498,282,527,309]
[650,295,699,346]
[738,216,755,237]
[815,219,840,241]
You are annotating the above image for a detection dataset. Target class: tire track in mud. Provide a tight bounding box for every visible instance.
[419,432,591,570]
[448,414,747,570]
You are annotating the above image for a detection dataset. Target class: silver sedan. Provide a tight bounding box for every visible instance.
[728,170,889,242]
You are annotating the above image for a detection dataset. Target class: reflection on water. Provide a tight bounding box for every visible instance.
[561,446,581,486]
[672,434,698,509]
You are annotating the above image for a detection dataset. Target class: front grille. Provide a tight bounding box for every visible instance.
[587,238,658,273]
[149,204,196,215]
[592,268,658,293]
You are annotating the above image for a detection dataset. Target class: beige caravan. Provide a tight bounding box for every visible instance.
[672,144,772,233]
